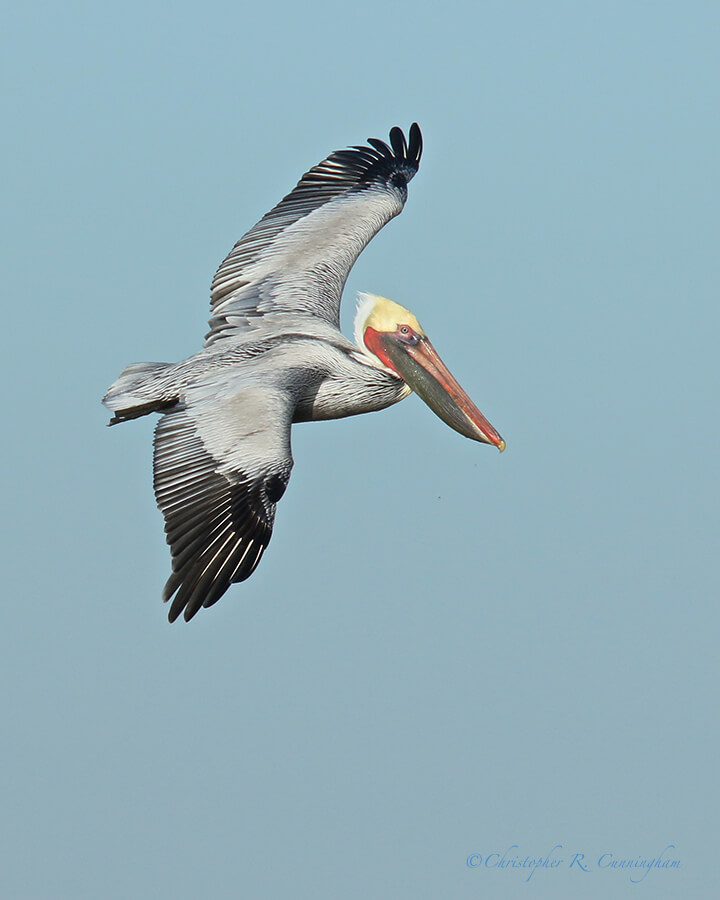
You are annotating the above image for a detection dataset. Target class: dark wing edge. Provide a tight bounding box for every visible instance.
[206,124,423,342]
[268,121,423,216]
[153,407,293,622]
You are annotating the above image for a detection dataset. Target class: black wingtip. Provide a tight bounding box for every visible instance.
[367,124,422,170]
[389,126,407,159]
[408,122,422,164]
[366,136,394,158]
[289,123,423,202]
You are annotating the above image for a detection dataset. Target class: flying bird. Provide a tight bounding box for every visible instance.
[103,124,505,622]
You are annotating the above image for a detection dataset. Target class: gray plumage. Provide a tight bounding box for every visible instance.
[104,125,422,622]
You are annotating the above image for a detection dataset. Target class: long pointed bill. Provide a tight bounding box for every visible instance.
[380,335,505,449]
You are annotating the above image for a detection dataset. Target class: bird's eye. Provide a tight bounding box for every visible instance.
[397,324,419,345]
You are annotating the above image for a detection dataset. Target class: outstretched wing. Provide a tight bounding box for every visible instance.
[153,385,294,622]
[206,123,423,345]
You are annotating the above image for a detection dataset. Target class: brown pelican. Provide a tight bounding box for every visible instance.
[103,124,505,622]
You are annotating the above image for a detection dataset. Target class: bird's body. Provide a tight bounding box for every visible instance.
[113,319,409,424]
[104,125,504,621]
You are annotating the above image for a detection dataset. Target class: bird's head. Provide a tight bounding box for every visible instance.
[354,293,505,449]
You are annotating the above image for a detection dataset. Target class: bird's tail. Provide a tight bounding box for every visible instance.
[103,361,177,424]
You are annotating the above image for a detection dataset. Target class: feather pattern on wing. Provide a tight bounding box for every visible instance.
[206,124,422,344]
[153,386,294,621]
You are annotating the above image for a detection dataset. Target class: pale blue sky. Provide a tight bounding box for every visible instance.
[2,1,718,898]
